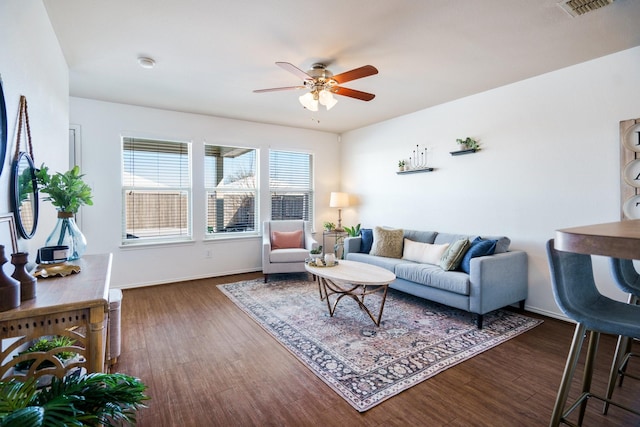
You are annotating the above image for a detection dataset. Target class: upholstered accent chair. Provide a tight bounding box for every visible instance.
[262,220,318,282]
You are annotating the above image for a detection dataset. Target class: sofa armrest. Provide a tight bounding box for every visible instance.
[344,236,362,257]
[468,250,528,315]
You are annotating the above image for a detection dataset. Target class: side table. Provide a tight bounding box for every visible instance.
[323,230,348,258]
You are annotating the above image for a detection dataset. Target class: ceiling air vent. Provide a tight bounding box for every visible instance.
[558,0,614,17]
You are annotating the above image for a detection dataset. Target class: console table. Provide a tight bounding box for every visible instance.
[0,254,112,382]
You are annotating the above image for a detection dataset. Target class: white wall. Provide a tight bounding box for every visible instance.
[69,98,340,288]
[0,1,69,257]
[341,47,640,319]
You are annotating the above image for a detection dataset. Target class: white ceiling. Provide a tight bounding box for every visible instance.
[43,0,640,134]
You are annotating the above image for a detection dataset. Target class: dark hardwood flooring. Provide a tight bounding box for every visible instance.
[116,272,640,426]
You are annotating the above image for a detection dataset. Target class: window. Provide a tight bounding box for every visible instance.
[122,137,191,244]
[205,145,257,236]
[269,150,313,221]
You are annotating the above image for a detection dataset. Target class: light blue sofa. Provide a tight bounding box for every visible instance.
[344,229,528,328]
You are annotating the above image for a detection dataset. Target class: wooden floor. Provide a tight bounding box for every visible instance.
[116,272,640,426]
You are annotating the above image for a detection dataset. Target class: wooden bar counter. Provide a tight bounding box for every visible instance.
[0,254,112,381]
[555,219,640,260]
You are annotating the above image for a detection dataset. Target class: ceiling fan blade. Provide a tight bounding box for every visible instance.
[253,86,305,93]
[332,65,378,84]
[330,86,376,101]
[276,62,313,81]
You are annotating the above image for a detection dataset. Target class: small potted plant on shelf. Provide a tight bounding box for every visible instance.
[398,160,406,171]
[13,336,82,374]
[456,137,480,151]
[323,222,335,231]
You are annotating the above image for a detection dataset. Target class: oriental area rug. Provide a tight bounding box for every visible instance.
[218,277,542,412]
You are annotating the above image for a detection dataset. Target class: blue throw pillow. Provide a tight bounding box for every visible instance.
[359,228,373,253]
[459,237,497,274]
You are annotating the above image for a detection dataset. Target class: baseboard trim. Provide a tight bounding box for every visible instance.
[114,268,262,289]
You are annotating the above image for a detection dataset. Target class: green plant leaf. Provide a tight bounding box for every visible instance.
[35,164,93,214]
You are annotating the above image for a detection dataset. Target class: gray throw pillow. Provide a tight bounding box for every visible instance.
[439,238,470,271]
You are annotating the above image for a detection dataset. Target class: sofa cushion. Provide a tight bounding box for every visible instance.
[270,248,309,262]
[476,235,511,253]
[459,237,497,274]
[271,230,303,249]
[395,263,470,295]
[402,239,449,265]
[370,227,404,258]
[359,228,373,253]
[439,238,470,271]
[403,230,438,244]
[346,253,408,272]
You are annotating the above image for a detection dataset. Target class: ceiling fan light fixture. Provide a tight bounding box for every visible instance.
[319,89,338,110]
[299,92,318,111]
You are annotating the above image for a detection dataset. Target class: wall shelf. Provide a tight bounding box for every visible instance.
[450,148,477,156]
[397,167,434,175]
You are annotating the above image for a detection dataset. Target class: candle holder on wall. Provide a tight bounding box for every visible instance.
[397,144,433,175]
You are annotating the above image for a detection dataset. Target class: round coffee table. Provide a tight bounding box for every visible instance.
[305,259,396,326]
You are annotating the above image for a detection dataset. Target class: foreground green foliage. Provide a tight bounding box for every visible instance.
[0,371,148,426]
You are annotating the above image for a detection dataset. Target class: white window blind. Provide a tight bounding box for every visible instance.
[269,150,313,221]
[204,145,257,235]
[122,137,191,243]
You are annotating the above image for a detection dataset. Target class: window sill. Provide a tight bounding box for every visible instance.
[119,239,195,250]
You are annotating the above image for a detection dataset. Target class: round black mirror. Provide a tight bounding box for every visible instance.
[11,152,39,239]
[0,77,7,177]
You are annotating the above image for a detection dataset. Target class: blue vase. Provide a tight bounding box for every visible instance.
[45,212,87,261]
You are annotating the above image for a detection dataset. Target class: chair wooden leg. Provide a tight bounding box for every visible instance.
[476,314,483,329]
[550,323,587,427]
[264,274,268,283]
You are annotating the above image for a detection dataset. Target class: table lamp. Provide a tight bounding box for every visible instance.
[329,192,349,231]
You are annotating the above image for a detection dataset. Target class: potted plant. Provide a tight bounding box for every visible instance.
[323,222,335,231]
[398,160,406,171]
[0,370,148,426]
[35,165,93,261]
[343,224,361,237]
[456,137,480,151]
[13,336,80,372]
[310,245,323,259]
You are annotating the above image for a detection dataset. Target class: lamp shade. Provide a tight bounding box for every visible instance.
[329,192,349,208]
[319,90,338,110]
[299,92,318,111]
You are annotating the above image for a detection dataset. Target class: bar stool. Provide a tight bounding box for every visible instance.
[603,257,640,414]
[546,240,640,426]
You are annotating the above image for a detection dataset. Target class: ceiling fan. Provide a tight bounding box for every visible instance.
[253,62,378,111]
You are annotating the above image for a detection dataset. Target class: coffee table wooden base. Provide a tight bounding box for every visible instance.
[318,276,389,326]
[305,260,396,327]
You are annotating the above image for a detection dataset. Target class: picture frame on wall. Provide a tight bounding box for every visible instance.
[0,213,18,277]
